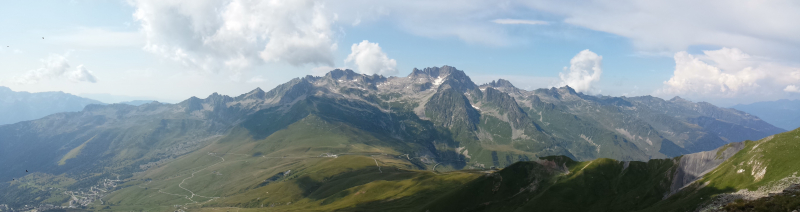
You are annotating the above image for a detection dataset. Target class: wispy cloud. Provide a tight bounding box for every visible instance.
[492,19,548,25]
[247,76,266,83]
[50,28,143,48]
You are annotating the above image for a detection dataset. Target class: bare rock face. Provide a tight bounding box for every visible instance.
[668,142,746,196]
[425,87,480,131]
[785,184,800,193]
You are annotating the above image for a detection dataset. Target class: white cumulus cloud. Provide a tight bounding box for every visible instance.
[130,0,337,72]
[345,40,398,75]
[784,85,800,93]
[68,65,99,83]
[558,50,602,93]
[14,54,98,84]
[657,48,800,100]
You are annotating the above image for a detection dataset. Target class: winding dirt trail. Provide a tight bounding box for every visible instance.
[156,153,226,205]
[370,155,383,173]
[179,154,225,201]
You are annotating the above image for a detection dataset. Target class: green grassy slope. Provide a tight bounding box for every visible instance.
[0,173,75,207]
[419,156,678,212]
[375,127,798,212]
[652,128,800,211]
[95,113,478,211]
[431,128,800,212]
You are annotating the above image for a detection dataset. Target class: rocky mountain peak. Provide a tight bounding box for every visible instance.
[206,92,232,102]
[409,68,422,76]
[486,79,516,89]
[236,87,267,100]
[409,65,462,78]
[407,66,477,92]
[557,85,578,95]
[325,69,360,80]
[322,69,387,86]
[670,96,689,103]
[531,87,562,100]
[179,96,203,111]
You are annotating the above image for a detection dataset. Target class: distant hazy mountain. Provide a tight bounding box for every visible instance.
[0,86,103,125]
[732,99,800,131]
[78,93,176,104]
[118,100,158,106]
[0,66,786,210]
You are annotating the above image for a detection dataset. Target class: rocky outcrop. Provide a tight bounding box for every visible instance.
[424,88,480,131]
[668,142,746,196]
[483,79,521,95]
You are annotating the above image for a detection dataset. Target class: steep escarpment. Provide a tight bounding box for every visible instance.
[669,142,746,196]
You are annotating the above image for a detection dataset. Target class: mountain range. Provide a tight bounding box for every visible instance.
[0,86,103,125]
[0,66,790,211]
[733,99,800,131]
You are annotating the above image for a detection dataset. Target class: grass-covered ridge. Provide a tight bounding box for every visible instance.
[419,156,680,212]
[653,128,800,211]
[702,129,800,190]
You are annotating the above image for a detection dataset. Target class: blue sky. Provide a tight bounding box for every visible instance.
[1,0,799,106]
